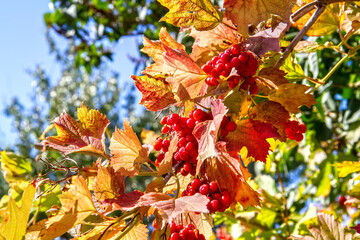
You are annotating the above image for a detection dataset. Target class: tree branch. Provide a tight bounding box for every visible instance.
[276,4,326,68]
[163,160,185,184]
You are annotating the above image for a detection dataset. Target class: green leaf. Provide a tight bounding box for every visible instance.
[334,161,360,178]
[255,208,277,228]
[0,151,32,185]
[315,160,332,197]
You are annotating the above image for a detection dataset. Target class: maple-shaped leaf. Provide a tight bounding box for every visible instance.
[223,88,252,118]
[42,103,110,159]
[93,164,125,206]
[224,0,295,36]
[0,182,36,240]
[109,119,150,177]
[109,190,144,211]
[256,67,289,95]
[223,119,280,162]
[291,213,356,240]
[193,99,227,171]
[158,0,222,31]
[162,45,208,100]
[268,83,317,113]
[132,75,176,111]
[249,101,290,141]
[245,22,287,55]
[137,192,209,223]
[26,176,97,240]
[207,143,260,208]
[141,27,185,64]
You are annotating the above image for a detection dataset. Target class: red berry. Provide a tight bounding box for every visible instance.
[221,193,232,206]
[172,123,182,132]
[161,125,171,134]
[176,224,184,232]
[179,117,188,127]
[191,178,202,190]
[178,137,187,147]
[187,186,196,196]
[202,64,212,74]
[187,229,196,239]
[167,113,180,125]
[225,121,237,132]
[174,152,181,162]
[211,68,220,78]
[160,116,168,125]
[185,142,196,152]
[294,133,304,142]
[193,109,205,121]
[231,44,242,55]
[179,229,189,239]
[180,168,189,176]
[209,182,219,193]
[221,128,229,137]
[170,222,177,233]
[199,184,210,195]
[339,196,346,206]
[238,52,248,63]
[183,162,193,172]
[157,153,165,163]
[249,84,258,94]
[152,219,157,229]
[215,63,225,73]
[186,118,196,129]
[298,124,307,133]
[162,139,170,152]
[210,199,221,212]
[186,134,196,143]
[154,138,163,151]
[169,232,180,240]
[221,116,229,127]
[230,57,241,68]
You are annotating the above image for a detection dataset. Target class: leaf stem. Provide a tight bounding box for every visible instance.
[276,4,326,68]
[291,1,316,22]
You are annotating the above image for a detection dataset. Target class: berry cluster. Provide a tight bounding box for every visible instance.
[220,116,237,137]
[168,222,206,240]
[182,178,232,213]
[284,120,307,142]
[202,44,258,94]
[156,109,212,176]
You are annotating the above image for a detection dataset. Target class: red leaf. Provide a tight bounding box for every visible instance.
[223,119,280,162]
[43,103,110,158]
[110,190,144,211]
[137,193,209,222]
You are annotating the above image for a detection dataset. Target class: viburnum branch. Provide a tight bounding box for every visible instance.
[275,4,326,68]
[163,160,185,184]
[291,1,317,22]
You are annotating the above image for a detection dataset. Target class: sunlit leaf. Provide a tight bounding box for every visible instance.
[42,103,110,158]
[334,161,360,178]
[110,119,150,177]
[224,0,295,36]
[268,84,317,113]
[158,0,223,30]
[0,182,36,240]
[0,151,31,185]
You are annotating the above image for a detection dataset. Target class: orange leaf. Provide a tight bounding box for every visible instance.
[132,75,176,111]
[109,119,150,177]
[256,67,289,95]
[223,119,280,162]
[249,101,290,141]
[42,103,110,158]
[224,0,295,36]
[207,143,260,208]
[162,45,208,100]
[26,176,97,240]
[158,0,222,31]
[157,135,179,176]
[268,83,317,113]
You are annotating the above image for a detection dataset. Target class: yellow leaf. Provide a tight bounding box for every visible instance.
[0,182,36,240]
[120,222,149,240]
[334,161,360,178]
[26,176,97,240]
[110,119,150,177]
[158,0,222,30]
[0,151,31,186]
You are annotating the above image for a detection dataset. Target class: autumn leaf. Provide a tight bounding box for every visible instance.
[137,192,209,222]
[334,161,360,178]
[26,176,97,240]
[0,182,36,240]
[93,164,125,206]
[157,135,179,176]
[132,75,177,111]
[224,0,295,36]
[193,98,227,169]
[293,2,340,37]
[256,67,289,95]
[158,0,223,31]
[162,45,208,100]
[249,101,290,141]
[223,88,252,119]
[223,119,280,162]
[140,129,160,145]
[207,143,260,208]
[268,83,317,113]
[0,151,31,185]
[110,119,150,177]
[42,103,110,159]
[245,22,287,55]
[110,190,144,211]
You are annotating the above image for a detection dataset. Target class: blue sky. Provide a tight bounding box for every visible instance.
[0,1,141,149]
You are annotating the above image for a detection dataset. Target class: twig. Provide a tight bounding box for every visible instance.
[291,1,317,22]
[276,4,326,68]
[163,160,185,184]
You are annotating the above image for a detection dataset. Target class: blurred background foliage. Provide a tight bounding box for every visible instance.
[1,0,359,239]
